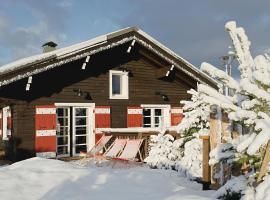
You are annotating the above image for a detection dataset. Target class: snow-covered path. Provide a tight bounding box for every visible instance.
[0,158,214,200]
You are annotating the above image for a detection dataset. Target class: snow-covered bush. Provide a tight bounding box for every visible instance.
[213,176,250,200]
[145,87,208,178]
[176,137,202,179]
[145,134,203,179]
[144,134,182,169]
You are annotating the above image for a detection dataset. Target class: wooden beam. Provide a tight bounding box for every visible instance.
[127,39,136,53]
[155,67,168,78]
[26,76,32,91]
[257,141,270,182]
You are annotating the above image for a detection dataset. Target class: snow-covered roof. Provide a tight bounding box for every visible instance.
[0,27,218,87]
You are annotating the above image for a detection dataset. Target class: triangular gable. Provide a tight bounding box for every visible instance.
[0,27,218,88]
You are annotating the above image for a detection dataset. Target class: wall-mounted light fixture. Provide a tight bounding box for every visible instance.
[118,67,134,77]
[73,89,93,100]
[155,91,169,101]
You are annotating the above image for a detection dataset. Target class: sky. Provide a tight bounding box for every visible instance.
[0,0,270,77]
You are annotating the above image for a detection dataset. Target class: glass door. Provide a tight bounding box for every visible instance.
[72,107,90,155]
[56,107,70,157]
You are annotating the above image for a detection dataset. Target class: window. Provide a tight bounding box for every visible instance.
[141,105,171,128]
[143,108,163,128]
[109,70,129,99]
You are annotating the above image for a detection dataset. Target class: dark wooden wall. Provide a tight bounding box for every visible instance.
[0,45,196,160]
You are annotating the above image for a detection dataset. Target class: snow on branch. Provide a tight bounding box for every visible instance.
[225,21,254,80]
[201,62,239,91]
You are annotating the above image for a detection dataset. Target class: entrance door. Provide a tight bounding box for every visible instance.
[56,105,94,157]
[56,107,70,157]
[72,107,91,156]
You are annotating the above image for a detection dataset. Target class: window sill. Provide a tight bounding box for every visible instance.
[109,95,129,100]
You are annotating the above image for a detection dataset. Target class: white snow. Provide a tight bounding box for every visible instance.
[213,175,248,199]
[0,157,213,200]
[176,138,203,179]
[201,62,239,91]
[256,174,270,200]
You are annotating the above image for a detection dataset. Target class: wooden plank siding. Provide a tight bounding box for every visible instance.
[0,45,195,160]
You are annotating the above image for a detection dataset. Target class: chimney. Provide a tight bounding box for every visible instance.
[42,41,57,53]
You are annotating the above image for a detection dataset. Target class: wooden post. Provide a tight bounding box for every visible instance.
[209,112,220,150]
[200,135,211,190]
[221,112,231,143]
[257,141,270,182]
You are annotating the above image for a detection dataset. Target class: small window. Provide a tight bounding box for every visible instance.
[112,74,121,95]
[109,70,129,99]
[143,108,163,128]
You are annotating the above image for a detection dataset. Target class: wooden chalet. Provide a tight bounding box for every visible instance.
[0,27,217,161]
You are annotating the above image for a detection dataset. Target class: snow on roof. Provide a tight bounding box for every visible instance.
[0,27,217,86]
[0,27,130,74]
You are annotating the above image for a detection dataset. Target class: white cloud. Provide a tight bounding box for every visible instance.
[0,0,72,65]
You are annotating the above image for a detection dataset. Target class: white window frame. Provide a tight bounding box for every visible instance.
[56,107,71,158]
[2,107,9,141]
[141,104,171,128]
[109,70,129,99]
[54,103,95,157]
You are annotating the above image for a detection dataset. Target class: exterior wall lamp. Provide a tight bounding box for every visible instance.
[73,89,93,100]
[155,91,169,101]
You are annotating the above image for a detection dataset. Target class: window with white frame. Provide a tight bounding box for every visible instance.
[141,105,170,128]
[109,70,129,99]
[143,108,163,128]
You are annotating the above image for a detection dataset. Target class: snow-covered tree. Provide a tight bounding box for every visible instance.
[177,89,210,137]
[145,82,211,178]
[196,21,270,199]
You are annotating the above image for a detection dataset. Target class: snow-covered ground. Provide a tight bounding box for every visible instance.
[0,158,213,200]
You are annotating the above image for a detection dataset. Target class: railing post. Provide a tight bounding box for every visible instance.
[200,135,211,190]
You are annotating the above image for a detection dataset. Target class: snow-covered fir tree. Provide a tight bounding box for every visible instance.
[145,88,210,179]
[196,21,270,199]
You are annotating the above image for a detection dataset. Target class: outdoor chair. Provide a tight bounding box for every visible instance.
[80,135,113,157]
[115,139,144,162]
[104,138,128,158]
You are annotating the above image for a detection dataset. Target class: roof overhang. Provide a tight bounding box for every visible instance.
[0,27,218,88]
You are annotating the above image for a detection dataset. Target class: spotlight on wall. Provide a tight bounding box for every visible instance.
[118,67,134,77]
[155,91,169,101]
[73,88,83,97]
[73,89,93,100]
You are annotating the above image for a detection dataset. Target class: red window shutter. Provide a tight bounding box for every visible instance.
[127,106,143,127]
[95,106,111,128]
[171,107,183,126]
[35,105,56,158]
[95,106,110,144]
